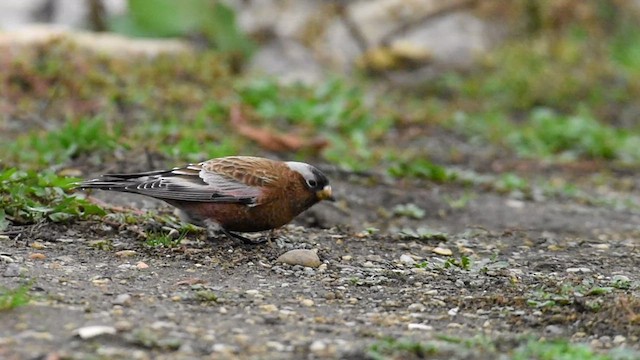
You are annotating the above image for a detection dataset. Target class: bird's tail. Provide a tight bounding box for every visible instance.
[75,170,168,191]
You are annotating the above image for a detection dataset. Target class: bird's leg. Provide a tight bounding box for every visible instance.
[221,229,267,245]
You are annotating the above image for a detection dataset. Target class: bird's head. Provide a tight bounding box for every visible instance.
[286,161,334,202]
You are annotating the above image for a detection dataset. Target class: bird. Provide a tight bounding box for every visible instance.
[77,156,335,244]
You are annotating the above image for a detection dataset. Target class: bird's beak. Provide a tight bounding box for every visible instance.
[316,185,335,201]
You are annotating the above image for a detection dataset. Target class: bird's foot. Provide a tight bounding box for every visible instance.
[221,229,268,245]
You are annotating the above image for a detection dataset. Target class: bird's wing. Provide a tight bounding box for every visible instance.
[86,157,282,205]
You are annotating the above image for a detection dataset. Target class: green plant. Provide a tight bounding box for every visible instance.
[388,158,456,183]
[144,231,185,248]
[110,0,254,62]
[444,256,471,271]
[392,203,425,219]
[513,339,609,360]
[8,117,121,167]
[0,283,31,311]
[0,168,105,231]
[237,78,394,170]
[367,338,437,360]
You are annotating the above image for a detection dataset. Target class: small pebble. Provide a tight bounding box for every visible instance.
[408,323,433,331]
[432,247,453,256]
[76,325,116,339]
[30,241,46,250]
[566,267,591,273]
[544,325,564,335]
[29,253,46,260]
[613,335,626,344]
[399,254,416,265]
[3,263,22,277]
[115,250,137,257]
[113,293,132,306]
[309,340,328,355]
[276,249,321,268]
[136,261,149,269]
[300,299,315,307]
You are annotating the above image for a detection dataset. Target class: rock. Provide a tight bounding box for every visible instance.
[113,293,132,306]
[399,254,416,265]
[300,298,315,307]
[28,253,46,260]
[30,241,46,250]
[115,250,137,258]
[613,335,626,344]
[566,267,591,273]
[76,325,116,339]
[309,339,326,352]
[408,323,433,331]
[276,249,321,268]
[432,247,453,256]
[544,325,564,336]
[136,261,149,270]
[3,263,22,277]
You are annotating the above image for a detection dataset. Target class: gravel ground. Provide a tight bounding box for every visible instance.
[1,172,639,359]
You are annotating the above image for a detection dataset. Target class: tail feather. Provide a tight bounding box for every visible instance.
[76,169,170,191]
[76,177,140,192]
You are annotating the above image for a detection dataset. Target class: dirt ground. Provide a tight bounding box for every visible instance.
[1,159,640,359]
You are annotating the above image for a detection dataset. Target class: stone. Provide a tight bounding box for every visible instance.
[3,263,22,277]
[76,325,116,339]
[113,293,132,306]
[276,249,321,268]
[432,247,453,256]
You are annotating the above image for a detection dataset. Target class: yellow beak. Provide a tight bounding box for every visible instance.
[316,185,335,201]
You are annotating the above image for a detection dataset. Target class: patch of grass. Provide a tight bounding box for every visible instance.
[144,231,184,248]
[0,168,105,231]
[451,108,640,163]
[392,203,425,219]
[8,117,121,167]
[0,283,31,311]
[237,78,394,170]
[444,256,471,271]
[506,108,640,161]
[513,339,609,360]
[388,158,457,183]
[194,290,219,303]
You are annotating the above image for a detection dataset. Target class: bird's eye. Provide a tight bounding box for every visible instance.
[307,179,317,188]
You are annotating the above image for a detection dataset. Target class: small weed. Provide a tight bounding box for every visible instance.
[611,275,632,290]
[513,339,609,360]
[495,173,530,194]
[388,158,456,183]
[444,256,471,271]
[145,231,184,248]
[444,191,476,209]
[507,108,640,161]
[0,168,105,231]
[392,203,425,219]
[89,239,113,251]
[8,117,121,168]
[0,283,31,311]
[194,290,218,303]
[367,337,438,360]
[415,261,429,269]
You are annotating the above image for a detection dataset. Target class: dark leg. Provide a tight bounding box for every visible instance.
[221,229,267,245]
